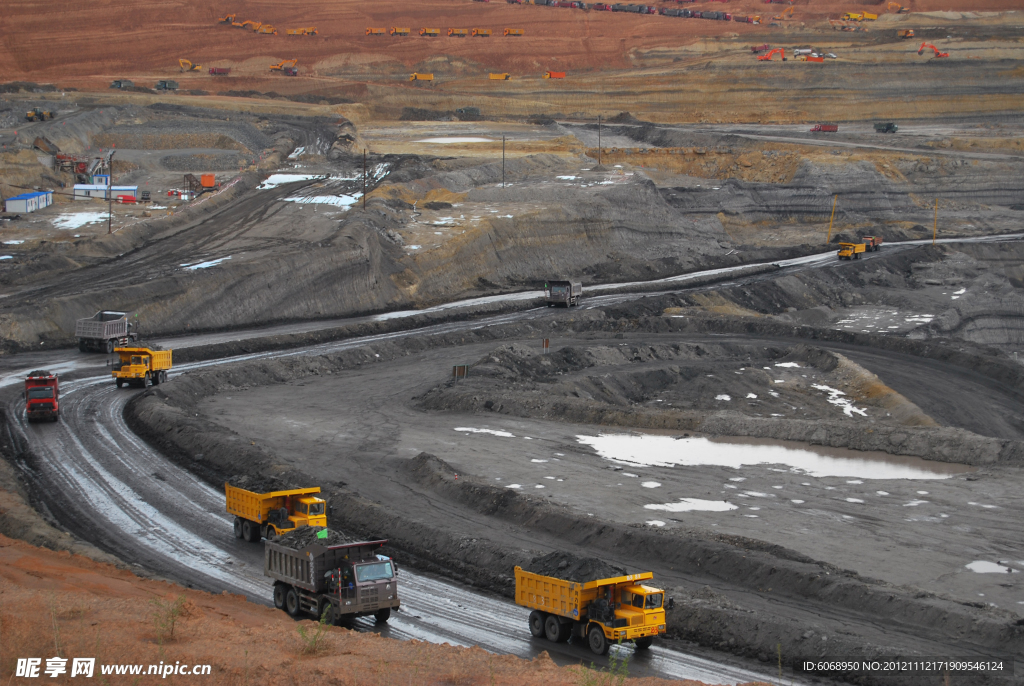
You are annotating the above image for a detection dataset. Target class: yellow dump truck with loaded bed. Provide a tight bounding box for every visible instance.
[112,347,172,388]
[226,483,327,542]
[837,242,867,260]
[515,566,666,654]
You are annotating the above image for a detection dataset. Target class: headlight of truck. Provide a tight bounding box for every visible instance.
[658,625,665,631]
[618,630,626,637]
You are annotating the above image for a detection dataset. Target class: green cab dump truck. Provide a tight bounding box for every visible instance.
[515,565,667,655]
[266,534,400,623]
[226,483,327,542]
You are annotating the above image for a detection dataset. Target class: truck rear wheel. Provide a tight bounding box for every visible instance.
[273,583,286,609]
[528,610,547,638]
[544,614,570,643]
[160,371,167,383]
[285,587,301,617]
[241,519,260,542]
[588,624,609,656]
[374,607,391,623]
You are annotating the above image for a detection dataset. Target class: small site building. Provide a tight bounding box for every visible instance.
[4,191,53,213]
[74,185,138,201]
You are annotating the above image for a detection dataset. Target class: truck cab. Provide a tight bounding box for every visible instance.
[272,496,328,534]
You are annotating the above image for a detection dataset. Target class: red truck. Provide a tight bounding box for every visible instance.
[209,67,231,76]
[810,123,839,132]
[862,235,883,251]
[25,371,59,422]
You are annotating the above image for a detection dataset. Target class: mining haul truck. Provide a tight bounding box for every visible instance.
[75,310,138,353]
[837,242,867,260]
[515,566,666,655]
[226,483,327,542]
[24,370,59,422]
[266,535,400,623]
[112,347,172,387]
[544,280,582,307]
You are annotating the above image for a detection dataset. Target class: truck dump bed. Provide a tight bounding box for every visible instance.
[265,539,388,593]
[75,311,129,340]
[515,567,654,620]
[225,484,322,523]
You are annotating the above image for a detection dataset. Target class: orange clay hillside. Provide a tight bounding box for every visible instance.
[0,534,734,686]
[0,0,1018,82]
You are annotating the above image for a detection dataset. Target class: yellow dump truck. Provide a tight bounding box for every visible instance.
[226,483,327,542]
[112,347,172,388]
[409,73,434,81]
[514,566,666,655]
[837,242,867,260]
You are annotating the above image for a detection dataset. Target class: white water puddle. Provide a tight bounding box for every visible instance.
[0,256,11,260]
[415,137,494,144]
[557,175,577,180]
[645,498,738,513]
[287,146,306,159]
[507,484,522,489]
[181,256,231,270]
[641,481,661,488]
[455,427,515,438]
[715,394,731,401]
[905,314,935,324]
[2,239,24,244]
[52,212,108,230]
[575,433,969,479]
[775,362,802,368]
[811,384,868,417]
[646,520,666,527]
[966,561,1018,574]
[283,194,360,207]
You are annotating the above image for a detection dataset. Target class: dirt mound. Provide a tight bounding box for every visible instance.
[276,527,353,549]
[525,551,626,583]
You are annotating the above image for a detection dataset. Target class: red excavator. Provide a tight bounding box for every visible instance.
[757,48,787,61]
[918,42,949,58]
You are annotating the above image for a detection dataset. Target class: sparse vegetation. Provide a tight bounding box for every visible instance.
[150,594,187,643]
[296,606,332,655]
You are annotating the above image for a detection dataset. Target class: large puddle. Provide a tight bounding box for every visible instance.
[575,433,972,480]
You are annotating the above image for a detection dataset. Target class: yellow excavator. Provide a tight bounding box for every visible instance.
[270,59,298,71]
[774,6,794,20]
[888,2,909,13]
[179,59,202,72]
[217,14,236,23]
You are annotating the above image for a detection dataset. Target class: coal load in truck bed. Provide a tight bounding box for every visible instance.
[276,527,353,550]
[525,552,627,583]
[227,474,294,494]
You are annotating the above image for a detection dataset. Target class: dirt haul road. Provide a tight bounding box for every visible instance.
[3,348,784,684]
[4,239,1024,683]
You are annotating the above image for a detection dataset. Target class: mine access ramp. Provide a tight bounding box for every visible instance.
[515,565,666,655]
[266,534,400,624]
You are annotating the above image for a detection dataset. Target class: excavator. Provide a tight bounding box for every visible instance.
[757,48,787,61]
[217,14,236,23]
[179,59,202,72]
[270,59,298,71]
[888,2,909,12]
[773,6,794,20]
[918,42,949,58]
[26,107,54,121]
[241,20,261,31]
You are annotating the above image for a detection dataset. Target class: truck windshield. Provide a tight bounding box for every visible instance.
[27,387,54,399]
[131,356,142,365]
[550,285,567,295]
[644,593,663,609]
[309,502,325,515]
[354,561,393,582]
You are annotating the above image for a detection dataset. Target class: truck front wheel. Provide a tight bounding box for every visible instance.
[529,610,546,638]
[115,379,123,389]
[106,340,114,354]
[374,607,391,623]
[284,587,301,617]
[588,624,609,656]
[634,637,653,650]
[233,517,243,539]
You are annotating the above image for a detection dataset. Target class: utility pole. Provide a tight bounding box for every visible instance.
[502,136,505,188]
[598,115,602,166]
[362,149,366,210]
[826,194,837,243]
[933,198,938,245]
[107,150,115,234]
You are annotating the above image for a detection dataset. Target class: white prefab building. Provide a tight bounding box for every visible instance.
[4,191,53,213]
[73,185,138,200]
